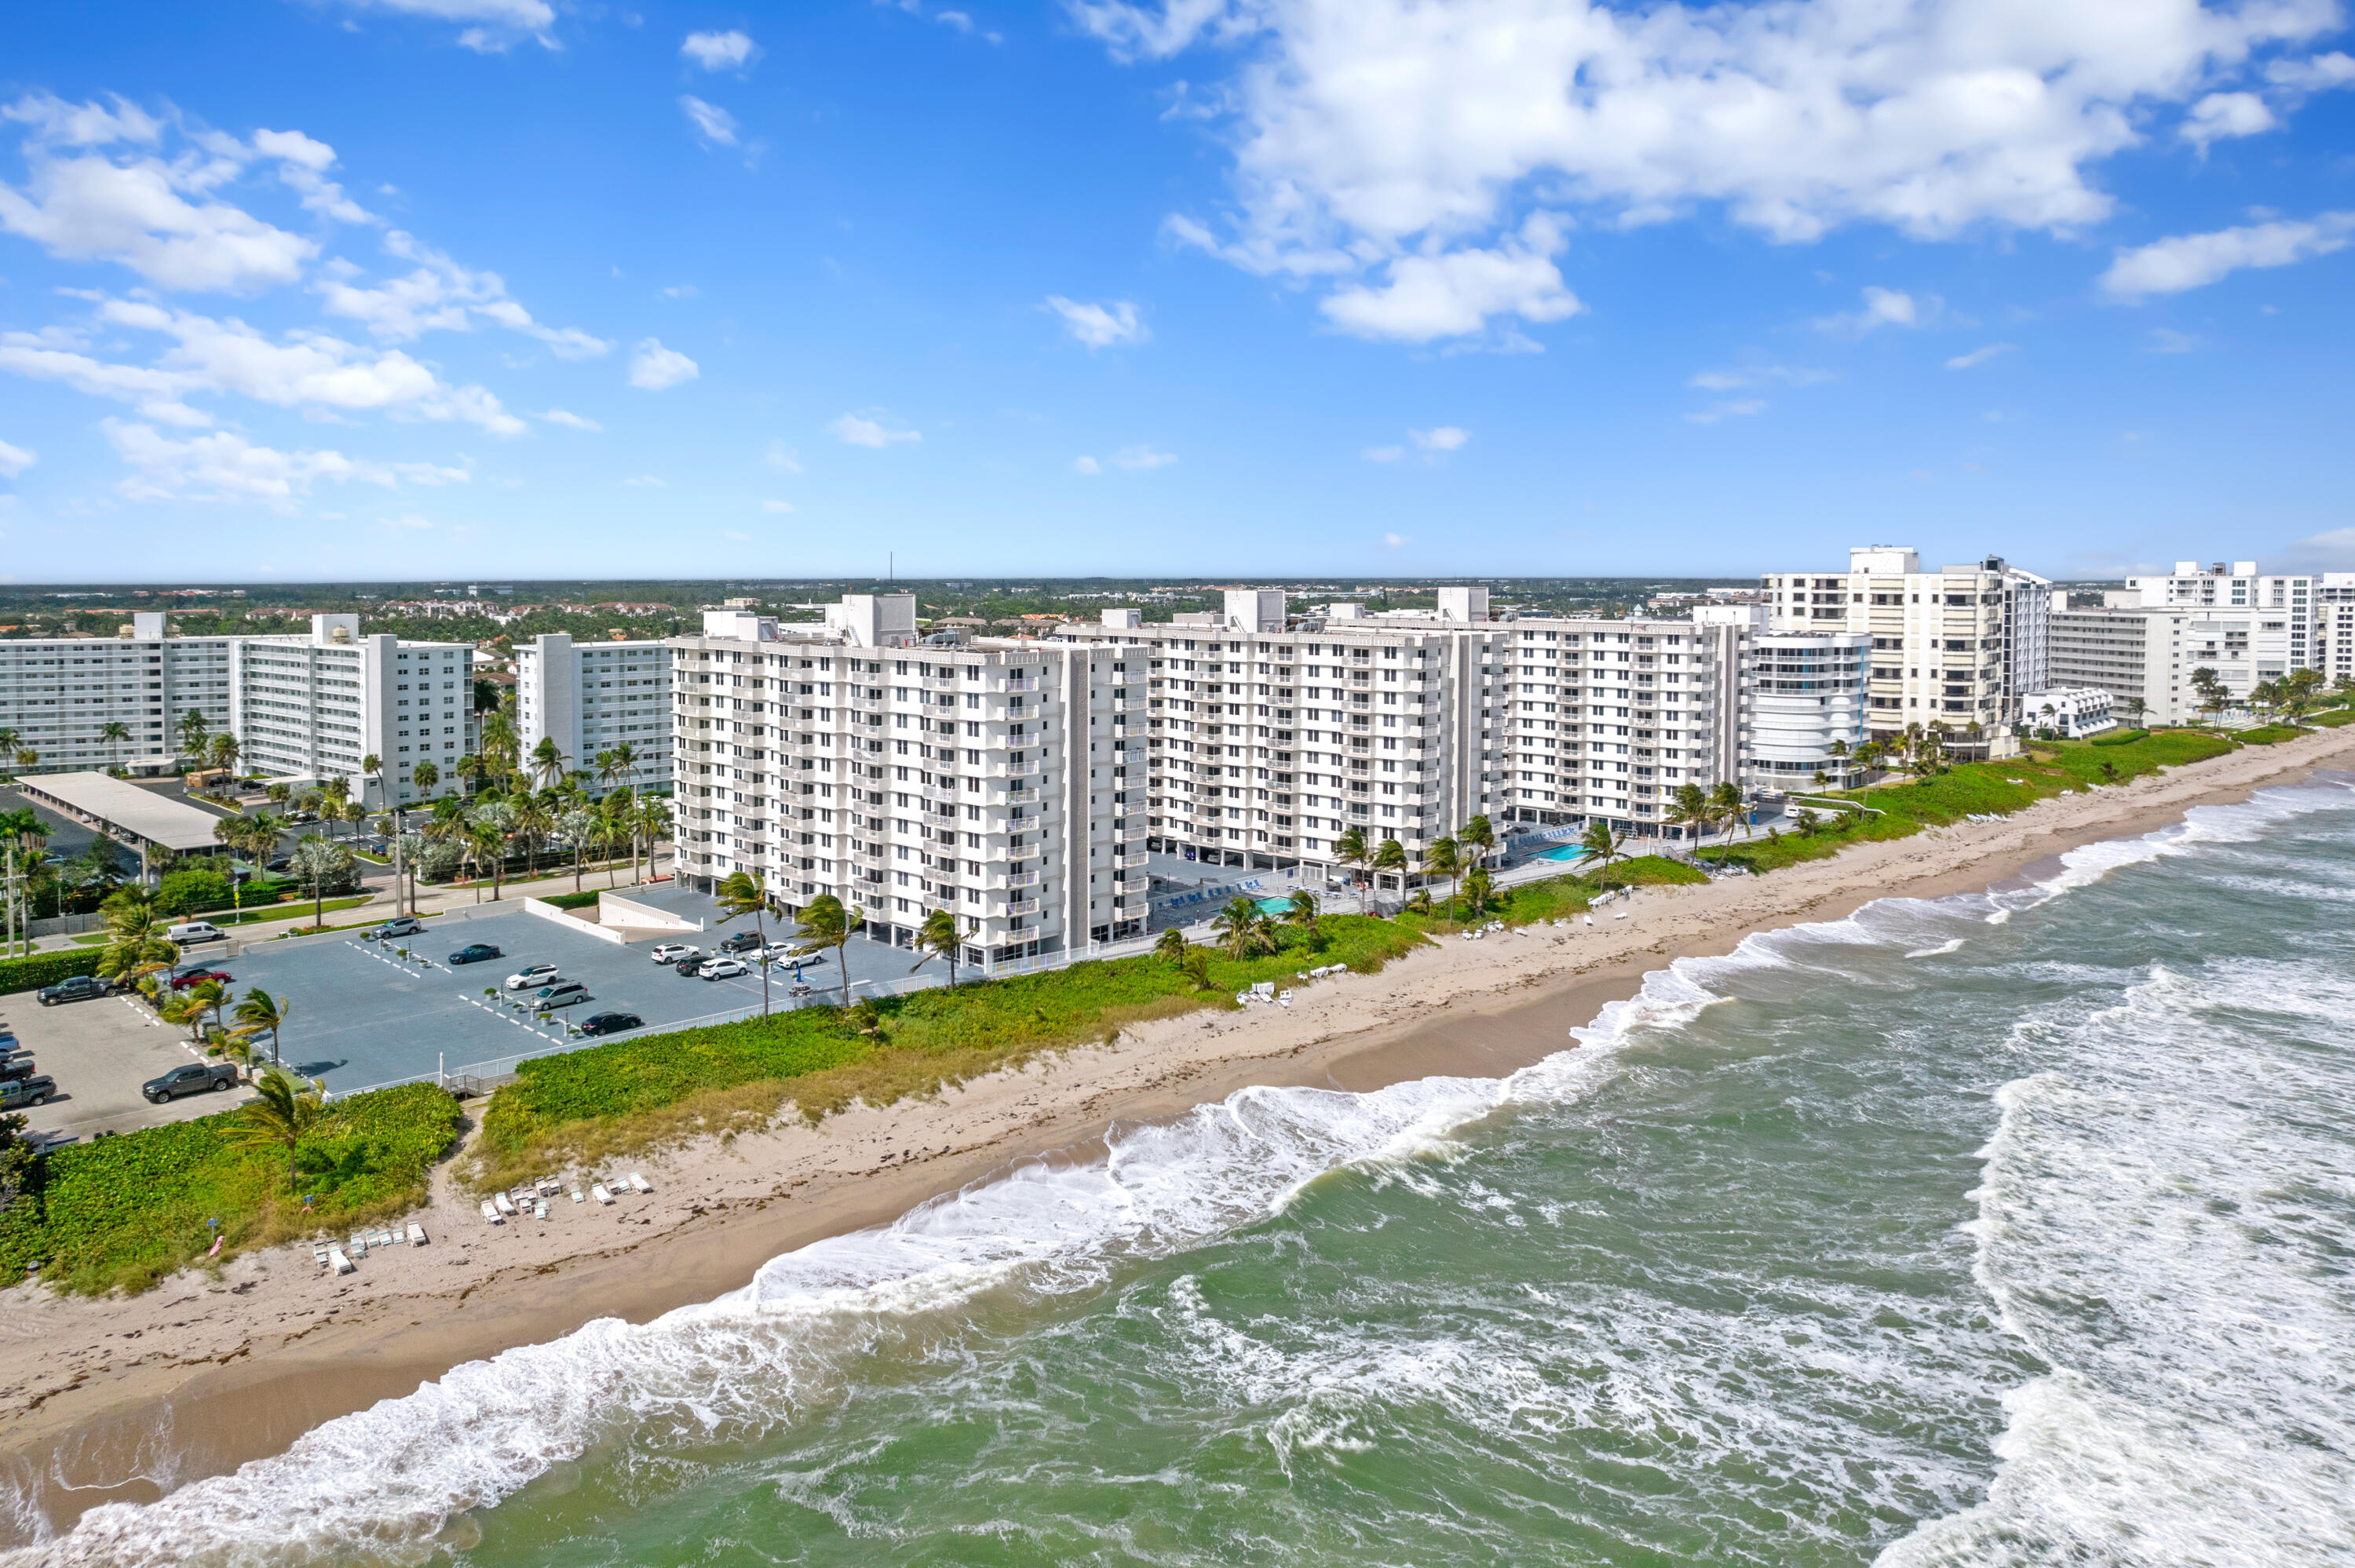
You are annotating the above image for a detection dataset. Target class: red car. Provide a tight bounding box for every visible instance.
[170,968,233,990]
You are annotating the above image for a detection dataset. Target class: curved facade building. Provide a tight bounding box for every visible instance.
[1741,632,1871,792]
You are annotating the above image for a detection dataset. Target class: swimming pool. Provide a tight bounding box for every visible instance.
[1535,844,1592,863]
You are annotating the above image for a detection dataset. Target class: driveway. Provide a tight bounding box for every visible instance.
[3,986,254,1143]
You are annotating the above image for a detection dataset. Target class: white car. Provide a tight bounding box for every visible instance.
[504,964,560,991]
[700,957,750,981]
[651,943,699,965]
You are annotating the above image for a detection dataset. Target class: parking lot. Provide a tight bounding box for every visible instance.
[3,986,257,1143]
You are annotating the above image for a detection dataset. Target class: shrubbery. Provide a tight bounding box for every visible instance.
[0,949,103,995]
[156,866,235,917]
[2090,727,2149,746]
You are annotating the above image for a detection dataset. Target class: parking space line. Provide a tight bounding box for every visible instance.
[458,992,575,1040]
[344,939,447,975]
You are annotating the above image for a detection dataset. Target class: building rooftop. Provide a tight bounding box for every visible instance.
[16,771,228,852]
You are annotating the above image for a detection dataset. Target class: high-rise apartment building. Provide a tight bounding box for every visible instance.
[2317,574,2355,684]
[2116,561,2319,680]
[515,633,675,796]
[236,615,475,808]
[1761,546,2046,752]
[669,596,1145,968]
[0,613,236,775]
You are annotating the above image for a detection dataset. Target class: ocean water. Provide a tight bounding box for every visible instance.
[9,775,2354,1566]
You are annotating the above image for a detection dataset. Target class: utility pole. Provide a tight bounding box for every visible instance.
[391,805,407,915]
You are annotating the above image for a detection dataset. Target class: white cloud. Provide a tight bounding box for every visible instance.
[829,412,921,447]
[1689,364,1833,390]
[1382,532,1407,548]
[1112,444,1176,469]
[623,474,665,487]
[761,499,794,513]
[2270,525,2355,571]
[1086,0,2344,341]
[1319,216,1579,343]
[680,96,741,148]
[2101,213,2355,299]
[2180,91,2276,149]
[629,337,699,390]
[681,30,759,71]
[103,418,468,505]
[2146,327,2200,353]
[1045,296,1149,348]
[0,297,526,434]
[318,231,609,356]
[335,0,557,50]
[1944,342,2016,370]
[0,132,315,293]
[1361,445,1403,463]
[250,128,374,223]
[1816,286,1933,335]
[535,407,601,429]
[380,512,436,531]
[1408,425,1468,452]
[765,439,801,472]
[2266,51,2355,92]
[0,438,33,478]
[1073,455,1103,474]
[725,530,753,542]
[1685,399,1767,425]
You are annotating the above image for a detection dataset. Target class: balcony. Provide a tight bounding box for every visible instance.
[1000,870,1041,890]
[1006,897,1041,916]
[1003,677,1039,694]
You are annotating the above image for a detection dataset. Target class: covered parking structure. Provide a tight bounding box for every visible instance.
[15,770,231,881]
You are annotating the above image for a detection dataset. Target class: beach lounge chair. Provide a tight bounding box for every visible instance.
[570,1187,585,1203]
[348,1234,367,1259]
[534,1201,550,1219]
[591,1183,614,1205]
[407,1223,427,1245]
[1613,909,1630,919]
[480,1199,502,1223]
[493,1192,517,1216]
[313,1245,332,1266]
[327,1247,354,1274]
[629,1172,652,1194]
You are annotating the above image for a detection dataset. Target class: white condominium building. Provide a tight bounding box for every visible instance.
[1762,546,2047,752]
[236,615,475,808]
[2318,574,2355,684]
[2116,561,2321,679]
[670,596,1144,967]
[515,633,675,795]
[0,613,238,775]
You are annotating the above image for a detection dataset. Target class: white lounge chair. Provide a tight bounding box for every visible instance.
[591,1183,614,1205]
[533,1201,550,1219]
[480,1200,502,1223]
[327,1247,354,1274]
[570,1187,585,1204]
[628,1172,652,1194]
[407,1223,427,1245]
[493,1193,517,1216]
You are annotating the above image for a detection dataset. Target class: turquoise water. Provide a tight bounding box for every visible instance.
[13,775,2355,1566]
[1535,844,1591,862]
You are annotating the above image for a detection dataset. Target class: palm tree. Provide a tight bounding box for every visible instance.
[1331,826,1370,904]
[212,815,250,919]
[207,731,241,777]
[1422,836,1462,920]
[2190,666,2229,724]
[795,894,863,1008]
[469,799,518,902]
[1665,783,1710,858]
[1156,924,1188,967]
[1707,782,1746,863]
[480,710,521,792]
[1212,895,1264,958]
[232,986,293,1069]
[97,720,132,773]
[528,735,568,792]
[289,834,349,928]
[177,709,210,771]
[915,906,962,987]
[1825,737,1851,786]
[611,741,639,796]
[1283,887,1320,940]
[633,795,673,884]
[715,869,775,1016]
[513,793,553,879]
[230,1066,324,1184]
[411,758,440,805]
[1370,837,1408,899]
[360,752,385,816]
[1579,819,1625,889]
[97,888,176,986]
[1460,863,1493,917]
[557,805,596,892]
[1459,814,1495,870]
[321,777,352,841]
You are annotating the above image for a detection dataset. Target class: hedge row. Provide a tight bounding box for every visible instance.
[0,949,103,995]
[2089,727,2150,746]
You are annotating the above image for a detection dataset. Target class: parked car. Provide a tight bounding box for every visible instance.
[579,1012,642,1037]
[170,968,234,991]
[142,1062,239,1103]
[449,943,503,965]
[717,930,763,955]
[286,811,318,825]
[650,943,699,965]
[504,964,561,992]
[533,981,591,1010]
[674,955,710,977]
[0,1074,57,1109]
[787,983,816,998]
[701,957,750,981]
[166,921,227,946]
[754,942,801,963]
[37,974,115,1006]
[368,916,426,941]
[0,1056,38,1085]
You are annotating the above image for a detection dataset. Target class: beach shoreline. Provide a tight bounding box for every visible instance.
[6,724,2354,1541]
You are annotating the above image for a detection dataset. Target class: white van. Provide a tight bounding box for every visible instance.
[167,921,228,945]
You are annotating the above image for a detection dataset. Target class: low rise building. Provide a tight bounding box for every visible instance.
[2021,687,2116,738]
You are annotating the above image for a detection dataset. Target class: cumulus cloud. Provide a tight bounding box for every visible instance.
[829,412,922,447]
[682,30,759,70]
[1111,444,1176,469]
[2101,213,2355,299]
[535,407,601,429]
[2269,525,2355,571]
[103,418,468,505]
[0,297,526,434]
[628,337,699,389]
[2179,91,2276,149]
[334,0,557,51]
[1815,286,1933,335]
[1382,532,1407,548]
[680,96,741,148]
[623,474,666,487]
[1046,296,1149,348]
[765,439,801,472]
[1319,216,1579,343]
[1073,455,1104,474]
[1408,425,1468,452]
[1685,399,1767,425]
[0,438,33,478]
[2266,51,2355,92]
[317,231,609,356]
[761,499,794,513]
[1689,364,1833,390]
[1944,342,2016,370]
[1361,445,1403,463]
[1081,0,2348,341]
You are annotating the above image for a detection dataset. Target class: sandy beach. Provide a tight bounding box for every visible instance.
[6,723,2353,1534]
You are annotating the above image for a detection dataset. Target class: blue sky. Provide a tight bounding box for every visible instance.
[2,0,2352,584]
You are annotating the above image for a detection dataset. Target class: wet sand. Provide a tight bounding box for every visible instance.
[5,724,2352,1538]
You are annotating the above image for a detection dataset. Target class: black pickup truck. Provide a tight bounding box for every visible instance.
[142,1062,241,1103]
